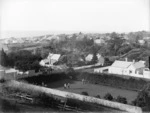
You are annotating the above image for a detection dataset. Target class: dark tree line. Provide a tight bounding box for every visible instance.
[0,49,42,72]
[0,48,8,67]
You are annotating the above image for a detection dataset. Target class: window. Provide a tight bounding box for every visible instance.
[129,70,132,74]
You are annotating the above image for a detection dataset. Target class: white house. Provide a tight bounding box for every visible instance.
[85,54,103,62]
[47,53,61,64]
[85,54,93,62]
[108,60,133,75]
[39,59,50,66]
[108,59,149,79]
[138,40,145,45]
[40,53,61,67]
[143,68,150,79]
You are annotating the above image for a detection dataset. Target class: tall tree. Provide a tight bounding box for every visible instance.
[107,32,125,56]
[0,48,7,66]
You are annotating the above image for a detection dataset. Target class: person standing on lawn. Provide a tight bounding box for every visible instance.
[67,83,70,88]
[64,83,67,89]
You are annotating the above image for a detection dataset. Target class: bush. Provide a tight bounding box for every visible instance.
[35,92,61,107]
[0,78,6,83]
[116,96,127,104]
[76,72,147,91]
[81,91,89,96]
[104,93,113,101]
[95,95,101,99]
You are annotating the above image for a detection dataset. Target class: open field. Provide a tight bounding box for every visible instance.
[46,79,138,103]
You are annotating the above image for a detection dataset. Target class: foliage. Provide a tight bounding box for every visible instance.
[81,91,89,96]
[0,78,6,83]
[104,93,113,101]
[132,90,150,109]
[21,72,68,85]
[0,49,8,66]
[35,92,61,107]
[76,72,148,91]
[106,32,125,56]
[95,95,101,99]
[6,50,42,72]
[116,96,127,104]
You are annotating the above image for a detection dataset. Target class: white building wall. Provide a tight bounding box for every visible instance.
[143,71,150,79]
[0,70,5,79]
[108,67,124,75]
[39,60,45,66]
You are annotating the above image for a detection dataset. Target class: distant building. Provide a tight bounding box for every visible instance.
[138,40,145,45]
[85,53,104,65]
[108,60,145,75]
[143,68,150,78]
[94,38,105,44]
[47,53,61,64]
[143,37,150,40]
[108,59,150,79]
[0,66,18,80]
[39,59,50,67]
[39,53,61,67]
[85,54,93,62]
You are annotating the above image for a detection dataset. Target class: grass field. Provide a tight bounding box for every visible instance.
[46,79,138,103]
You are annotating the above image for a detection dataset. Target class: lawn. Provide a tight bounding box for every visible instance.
[46,79,138,103]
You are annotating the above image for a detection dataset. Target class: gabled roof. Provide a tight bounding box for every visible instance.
[42,59,49,63]
[132,62,145,69]
[111,60,133,68]
[48,53,61,61]
[51,54,61,61]
[85,54,93,61]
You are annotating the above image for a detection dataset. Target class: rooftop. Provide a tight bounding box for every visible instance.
[111,60,133,68]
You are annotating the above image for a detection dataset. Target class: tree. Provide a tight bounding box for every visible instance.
[104,93,113,101]
[0,49,8,66]
[107,32,125,56]
[116,96,127,104]
[95,95,101,99]
[81,91,89,96]
[7,50,42,72]
[91,52,98,64]
[133,90,149,107]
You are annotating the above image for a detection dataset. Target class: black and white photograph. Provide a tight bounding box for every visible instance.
[0,0,150,112]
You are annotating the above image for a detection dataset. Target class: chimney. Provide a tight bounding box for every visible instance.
[125,57,128,62]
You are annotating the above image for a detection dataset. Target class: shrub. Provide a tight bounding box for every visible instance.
[104,93,113,101]
[95,95,101,99]
[116,96,127,104]
[35,92,61,107]
[81,91,89,96]
[0,78,6,83]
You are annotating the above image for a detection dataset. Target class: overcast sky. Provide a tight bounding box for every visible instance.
[0,0,149,38]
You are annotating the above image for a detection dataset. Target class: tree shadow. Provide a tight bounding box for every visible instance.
[46,79,76,88]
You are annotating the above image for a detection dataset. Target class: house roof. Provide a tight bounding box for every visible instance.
[85,54,93,61]
[132,62,145,69]
[111,60,133,68]
[51,54,61,61]
[41,59,49,63]
[48,53,61,61]
[111,60,146,69]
